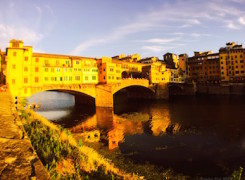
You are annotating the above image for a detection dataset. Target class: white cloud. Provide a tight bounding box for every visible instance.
[0,23,43,49]
[145,38,178,44]
[226,21,240,30]
[239,17,245,25]
[142,45,174,53]
[71,0,245,56]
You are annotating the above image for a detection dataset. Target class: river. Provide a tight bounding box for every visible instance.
[27,91,245,178]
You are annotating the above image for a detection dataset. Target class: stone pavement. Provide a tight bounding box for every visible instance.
[0,90,50,180]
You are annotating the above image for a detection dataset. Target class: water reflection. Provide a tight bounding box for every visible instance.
[30,91,245,177]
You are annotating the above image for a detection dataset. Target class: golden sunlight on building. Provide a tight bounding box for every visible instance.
[97,56,122,84]
[141,57,171,84]
[219,42,245,83]
[6,40,98,98]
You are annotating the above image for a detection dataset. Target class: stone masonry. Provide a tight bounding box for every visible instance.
[0,90,50,180]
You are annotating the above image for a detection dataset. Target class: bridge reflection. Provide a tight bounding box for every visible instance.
[70,106,180,150]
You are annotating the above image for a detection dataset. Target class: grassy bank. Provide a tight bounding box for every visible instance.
[19,109,141,179]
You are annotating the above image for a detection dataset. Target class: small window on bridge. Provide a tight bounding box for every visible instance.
[24,78,28,83]
[35,77,39,83]
[85,76,88,81]
[92,76,96,80]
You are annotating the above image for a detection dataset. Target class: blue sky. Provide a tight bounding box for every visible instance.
[0,0,245,59]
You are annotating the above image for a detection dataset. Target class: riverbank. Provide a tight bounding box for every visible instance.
[19,109,142,179]
[196,84,245,95]
[0,90,50,179]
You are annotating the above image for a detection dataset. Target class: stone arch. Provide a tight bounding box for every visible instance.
[27,85,97,105]
[121,71,129,79]
[113,84,154,95]
[168,84,184,95]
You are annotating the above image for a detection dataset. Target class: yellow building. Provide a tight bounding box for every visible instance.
[97,56,122,84]
[142,61,170,84]
[163,53,178,69]
[178,53,188,78]
[6,40,98,98]
[219,42,245,83]
[112,53,141,62]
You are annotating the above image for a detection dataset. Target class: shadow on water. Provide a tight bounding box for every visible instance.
[30,91,245,177]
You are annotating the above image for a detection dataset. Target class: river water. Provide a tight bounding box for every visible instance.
[27,91,245,178]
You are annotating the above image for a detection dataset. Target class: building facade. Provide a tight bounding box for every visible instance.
[6,40,99,97]
[219,42,245,83]
[163,53,178,69]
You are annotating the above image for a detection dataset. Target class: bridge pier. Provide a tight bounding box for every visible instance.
[155,83,169,99]
[95,85,113,108]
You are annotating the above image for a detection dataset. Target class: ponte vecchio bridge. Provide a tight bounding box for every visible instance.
[3,40,189,108]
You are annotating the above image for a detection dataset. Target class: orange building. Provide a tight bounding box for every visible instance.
[219,42,245,83]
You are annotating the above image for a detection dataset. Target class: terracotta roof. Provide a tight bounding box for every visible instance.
[32,52,98,60]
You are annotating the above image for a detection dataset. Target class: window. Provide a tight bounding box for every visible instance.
[35,67,39,72]
[24,78,28,83]
[103,68,105,71]
[85,76,88,81]
[13,52,16,56]
[45,60,49,64]
[12,64,16,69]
[103,76,105,80]
[69,76,72,81]
[35,77,39,83]
[240,60,244,63]
[45,68,48,72]
[92,69,98,72]
[57,68,60,72]
[24,67,28,72]
[51,68,54,72]
[235,71,239,74]
[108,76,111,79]
[110,68,113,72]
[44,77,48,81]
[75,76,80,81]
[92,76,96,80]
[64,68,67,72]
[56,60,60,65]
[25,57,28,61]
[221,61,223,64]
[12,79,15,84]
[64,76,67,81]
[76,61,79,64]
[60,77,63,81]
[69,68,72,72]
[35,58,39,63]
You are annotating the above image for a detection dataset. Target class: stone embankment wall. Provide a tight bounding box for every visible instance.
[197,84,245,95]
[0,90,50,180]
